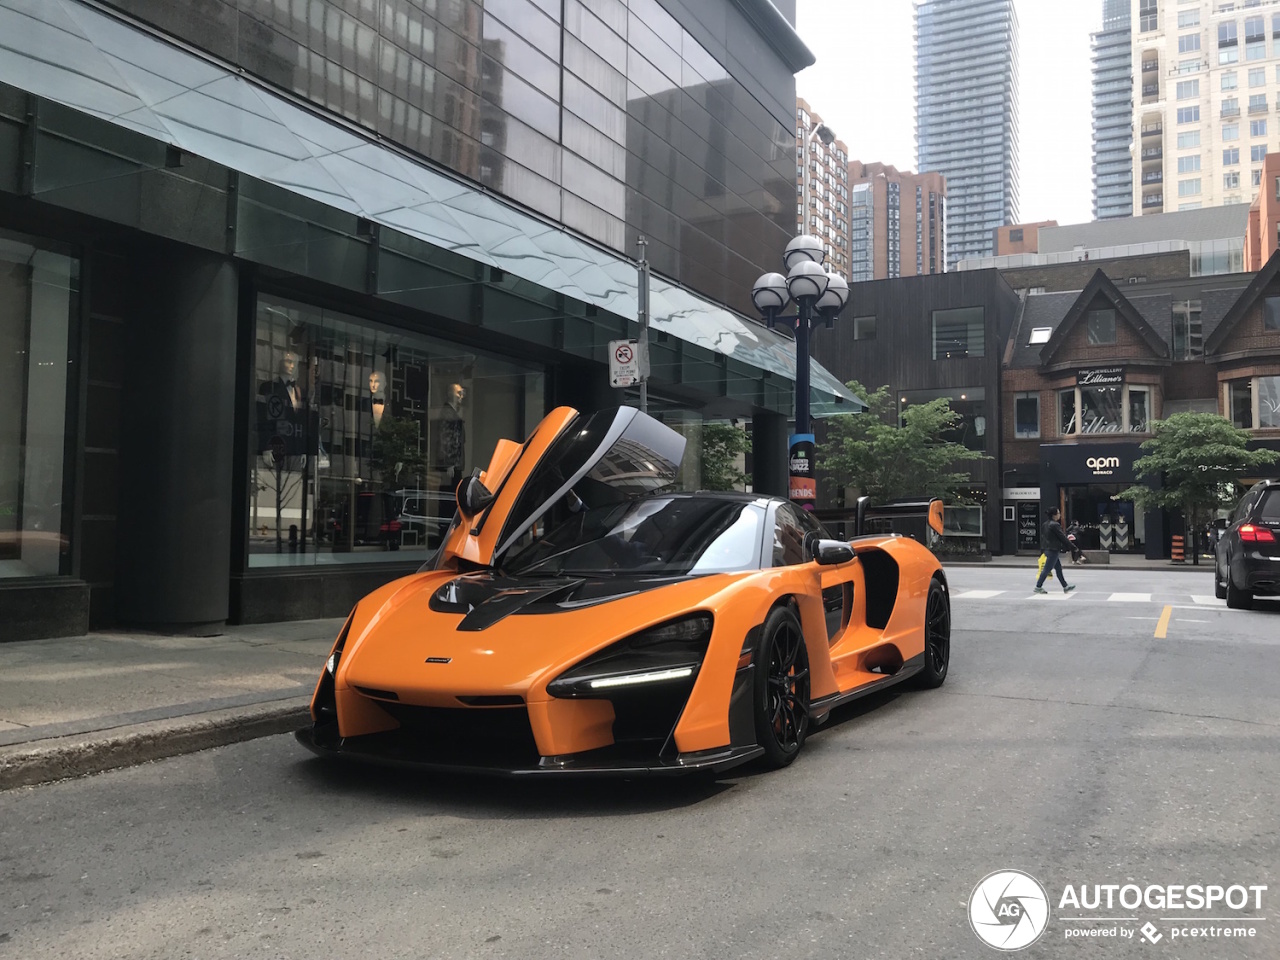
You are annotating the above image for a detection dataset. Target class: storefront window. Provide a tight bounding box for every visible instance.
[1260,376,1280,427]
[1128,388,1150,432]
[1059,389,1077,436]
[248,295,544,567]
[0,231,78,579]
[899,387,987,451]
[1229,378,1253,428]
[1080,385,1123,433]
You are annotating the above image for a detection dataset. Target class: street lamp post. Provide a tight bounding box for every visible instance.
[752,235,850,510]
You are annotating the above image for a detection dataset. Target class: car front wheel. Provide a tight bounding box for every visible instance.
[753,606,810,769]
[913,578,951,688]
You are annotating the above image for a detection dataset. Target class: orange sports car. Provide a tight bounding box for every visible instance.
[297,405,951,776]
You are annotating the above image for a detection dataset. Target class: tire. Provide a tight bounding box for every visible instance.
[753,606,810,769]
[1225,565,1254,610]
[913,578,951,689]
[1214,562,1227,600]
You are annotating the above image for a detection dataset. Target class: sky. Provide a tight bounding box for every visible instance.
[795,0,1102,227]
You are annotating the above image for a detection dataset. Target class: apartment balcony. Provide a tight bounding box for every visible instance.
[1141,171,1163,183]
[1142,194,1164,208]
[1141,123,1163,137]
[1141,147,1163,162]
[1221,106,1241,118]
[1142,60,1159,73]
[1250,103,1269,114]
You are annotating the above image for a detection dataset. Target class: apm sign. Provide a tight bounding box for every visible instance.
[1087,455,1122,476]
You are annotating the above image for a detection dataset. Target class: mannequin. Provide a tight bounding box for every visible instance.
[257,350,311,456]
[368,371,386,428]
[432,381,467,492]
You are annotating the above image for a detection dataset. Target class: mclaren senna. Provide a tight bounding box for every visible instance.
[297,405,951,776]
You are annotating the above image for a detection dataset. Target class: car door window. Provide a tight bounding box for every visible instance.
[772,503,831,566]
[772,504,810,566]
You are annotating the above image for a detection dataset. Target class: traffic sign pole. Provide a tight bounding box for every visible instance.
[637,236,649,414]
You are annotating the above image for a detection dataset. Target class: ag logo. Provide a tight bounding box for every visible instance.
[969,870,1050,951]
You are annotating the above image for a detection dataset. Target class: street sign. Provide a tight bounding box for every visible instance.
[609,338,647,387]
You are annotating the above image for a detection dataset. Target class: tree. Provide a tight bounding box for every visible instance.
[1117,413,1278,565]
[818,380,990,504]
[370,416,429,489]
[700,422,752,491]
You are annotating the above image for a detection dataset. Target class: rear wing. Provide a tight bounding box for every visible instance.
[815,496,945,546]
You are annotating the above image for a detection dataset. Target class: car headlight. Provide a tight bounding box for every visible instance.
[545,614,713,698]
[324,611,355,677]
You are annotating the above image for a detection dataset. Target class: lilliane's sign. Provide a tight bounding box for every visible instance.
[1077,366,1124,386]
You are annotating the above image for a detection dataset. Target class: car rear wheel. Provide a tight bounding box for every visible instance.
[1225,565,1254,610]
[913,578,951,689]
[753,606,810,769]
[1214,561,1227,600]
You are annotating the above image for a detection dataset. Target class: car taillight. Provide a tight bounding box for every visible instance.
[1239,524,1276,543]
[381,520,402,533]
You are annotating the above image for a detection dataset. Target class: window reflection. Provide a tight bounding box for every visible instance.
[248,295,544,567]
[0,230,77,579]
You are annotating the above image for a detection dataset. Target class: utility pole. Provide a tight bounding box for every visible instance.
[637,235,650,414]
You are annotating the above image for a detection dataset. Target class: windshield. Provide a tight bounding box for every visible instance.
[504,497,765,577]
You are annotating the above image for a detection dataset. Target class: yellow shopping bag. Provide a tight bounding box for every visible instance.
[1037,552,1046,575]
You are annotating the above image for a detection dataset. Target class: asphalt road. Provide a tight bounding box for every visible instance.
[2,567,1277,959]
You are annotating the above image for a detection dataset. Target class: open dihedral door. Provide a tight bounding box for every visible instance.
[436,405,686,570]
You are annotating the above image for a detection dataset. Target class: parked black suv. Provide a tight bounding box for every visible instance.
[1214,479,1280,609]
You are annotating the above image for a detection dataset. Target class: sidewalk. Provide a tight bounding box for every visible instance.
[0,617,344,791]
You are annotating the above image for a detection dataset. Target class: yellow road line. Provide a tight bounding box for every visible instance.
[1154,605,1172,638]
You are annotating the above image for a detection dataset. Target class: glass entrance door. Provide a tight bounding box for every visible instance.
[1064,484,1143,553]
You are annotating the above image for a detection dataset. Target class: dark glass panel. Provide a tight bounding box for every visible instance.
[481,13,561,101]
[485,0,561,52]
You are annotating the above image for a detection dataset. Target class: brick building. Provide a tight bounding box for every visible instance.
[1000,262,1280,557]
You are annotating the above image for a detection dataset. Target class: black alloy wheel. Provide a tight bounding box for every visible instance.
[913,578,951,689]
[1225,557,1254,610]
[753,606,810,769]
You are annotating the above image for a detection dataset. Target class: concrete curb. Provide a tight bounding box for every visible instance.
[0,698,311,791]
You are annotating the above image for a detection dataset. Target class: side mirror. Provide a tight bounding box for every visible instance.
[928,499,944,536]
[812,538,855,566]
[456,472,496,518]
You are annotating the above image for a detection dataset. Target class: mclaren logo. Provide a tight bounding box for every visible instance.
[425,657,452,664]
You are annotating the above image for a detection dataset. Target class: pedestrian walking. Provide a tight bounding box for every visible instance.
[1034,507,1077,595]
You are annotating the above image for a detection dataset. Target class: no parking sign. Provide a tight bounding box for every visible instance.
[609,339,648,387]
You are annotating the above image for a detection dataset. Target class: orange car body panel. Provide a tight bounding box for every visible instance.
[306,405,944,769]
[316,534,942,759]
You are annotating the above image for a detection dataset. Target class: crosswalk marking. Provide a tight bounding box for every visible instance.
[1107,592,1152,602]
[951,589,1005,599]
[1190,595,1226,606]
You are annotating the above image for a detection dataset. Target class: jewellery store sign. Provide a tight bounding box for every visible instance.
[1077,365,1124,386]
[968,869,1267,951]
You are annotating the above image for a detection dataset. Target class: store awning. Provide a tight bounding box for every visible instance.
[0,0,862,416]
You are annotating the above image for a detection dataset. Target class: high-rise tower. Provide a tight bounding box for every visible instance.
[1093,0,1134,219]
[915,0,1020,268]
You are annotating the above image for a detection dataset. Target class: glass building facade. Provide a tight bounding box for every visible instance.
[1092,0,1134,220]
[916,0,1020,269]
[0,0,854,640]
